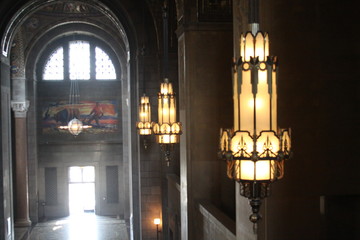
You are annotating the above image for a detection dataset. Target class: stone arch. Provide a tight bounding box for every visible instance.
[0,0,141,239]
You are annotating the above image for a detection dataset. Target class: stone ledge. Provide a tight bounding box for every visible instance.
[198,200,236,238]
[167,173,180,192]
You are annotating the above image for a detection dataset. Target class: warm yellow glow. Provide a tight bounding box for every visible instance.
[258,69,267,83]
[171,123,181,134]
[240,32,269,62]
[157,134,179,144]
[255,160,271,180]
[247,98,264,109]
[239,160,254,180]
[154,218,161,225]
[255,33,265,61]
[160,80,173,95]
[237,31,275,135]
[139,129,152,135]
[244,33,254,61]
[220,30,291,185]
[139,96,151,122]
[137,94,152,135]
[238,160,272,181]
[160,123,171,133]
[155,78,181,144]
[141,96,149,104]
[158,79,176,125]
[230,132,253,157]
[68,118,83,136]
[233,70,239,130]
[271,70,278,130]
[256,132,280,157]
[256,72,270,133]
[239,70,253,131]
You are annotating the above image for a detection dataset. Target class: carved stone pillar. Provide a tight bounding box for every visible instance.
[11,101,31,227]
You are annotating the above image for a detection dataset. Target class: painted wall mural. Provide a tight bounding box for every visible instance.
[41,100,118,135]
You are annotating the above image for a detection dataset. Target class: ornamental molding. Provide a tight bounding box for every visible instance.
[11,100,30,118]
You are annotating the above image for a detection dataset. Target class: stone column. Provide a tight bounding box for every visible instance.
[176,1,233,239]
[11,101,31,227]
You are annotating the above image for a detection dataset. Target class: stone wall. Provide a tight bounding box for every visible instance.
[167,174,181,240]
[196,201,236,240]
[0,56,14,240]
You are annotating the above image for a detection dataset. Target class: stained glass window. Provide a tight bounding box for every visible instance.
[95,47,116,80]
[69,40,90,80]
[43,47,64,80]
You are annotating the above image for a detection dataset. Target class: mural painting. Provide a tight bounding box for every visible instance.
[41,100,118,135]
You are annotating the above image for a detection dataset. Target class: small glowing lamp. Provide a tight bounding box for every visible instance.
[68,118,83,136]
[154,218,161,225]
[153,218,161,240]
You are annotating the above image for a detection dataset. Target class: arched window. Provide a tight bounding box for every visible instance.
[40,37,118,81]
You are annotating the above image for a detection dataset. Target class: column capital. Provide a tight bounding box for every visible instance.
[11,100,29,118]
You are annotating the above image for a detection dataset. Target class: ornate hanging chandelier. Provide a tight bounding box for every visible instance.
[136,6,153,143]
[136,1,182,165]
[219,0,292,228]
[137,94,152,136]
[152,78,182,164]
[59,72,91,136]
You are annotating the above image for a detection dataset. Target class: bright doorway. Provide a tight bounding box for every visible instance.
[68,166,96,216]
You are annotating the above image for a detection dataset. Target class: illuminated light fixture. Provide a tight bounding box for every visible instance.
[137,94,152,135]
[153,218,161,240]
[152,78,182,165]
[136,92,153,149]
[151,1,182,165]
[154,218,161,225]
[135,1,182,162]
[219,0,292,230]
[58,68,91,136]
[136,5,153,149]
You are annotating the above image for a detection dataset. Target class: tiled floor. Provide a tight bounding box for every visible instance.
[27,214,129,240]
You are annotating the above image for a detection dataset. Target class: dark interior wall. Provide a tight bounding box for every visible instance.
[256,0,360,239]
[0,56,14,240]
[176,0,234,239]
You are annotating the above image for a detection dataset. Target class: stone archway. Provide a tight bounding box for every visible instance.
[0,1,140,239]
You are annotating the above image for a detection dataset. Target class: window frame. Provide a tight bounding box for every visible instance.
[37,35,120,81]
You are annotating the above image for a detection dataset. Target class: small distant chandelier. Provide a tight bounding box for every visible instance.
[136,93,153,149]
[136,1,182,165]
[219,0,292,229]
[152,78,182,165]
[66,118,83,136]
[136,6,153,148]
[59,77,90,136]
[137,94,152,136]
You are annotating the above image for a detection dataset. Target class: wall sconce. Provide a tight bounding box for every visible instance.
[154,218,161,240]
[219,0,292,230]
